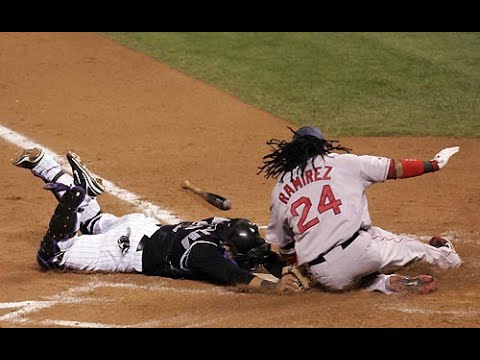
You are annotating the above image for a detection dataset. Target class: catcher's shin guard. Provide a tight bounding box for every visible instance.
[46,186,85,240]
[37,186,85,270]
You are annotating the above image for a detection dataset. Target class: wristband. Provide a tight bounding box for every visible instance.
[399,159,439,179]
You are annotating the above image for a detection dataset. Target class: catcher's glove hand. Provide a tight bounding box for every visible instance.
[281,265,312,290]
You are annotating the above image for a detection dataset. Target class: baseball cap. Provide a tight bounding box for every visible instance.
[292,126,324,142]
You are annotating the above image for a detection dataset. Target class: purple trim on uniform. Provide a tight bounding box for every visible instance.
[43,182,72,192]
[292,126,324,141]
[223,249,237,266]
[43,182,74,202]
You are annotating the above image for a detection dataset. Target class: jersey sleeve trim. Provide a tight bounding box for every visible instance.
[179,240,218,270]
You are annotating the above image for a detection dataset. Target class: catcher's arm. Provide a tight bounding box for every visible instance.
[248,274,302,292]
[249,265,313,292]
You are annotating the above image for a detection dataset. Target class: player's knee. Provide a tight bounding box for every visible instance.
[58,186,85,212]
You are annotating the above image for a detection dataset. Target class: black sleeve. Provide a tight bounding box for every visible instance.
[186,243,255,286]
[262,252,287,278]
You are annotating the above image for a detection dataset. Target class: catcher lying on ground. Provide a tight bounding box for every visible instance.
[13,148,311,293]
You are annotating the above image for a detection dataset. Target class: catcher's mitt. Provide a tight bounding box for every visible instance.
[281,265,312,290]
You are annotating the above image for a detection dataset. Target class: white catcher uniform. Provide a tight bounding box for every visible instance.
[30,152,160,273]
[266,153,462,294]
[55,213,159,272]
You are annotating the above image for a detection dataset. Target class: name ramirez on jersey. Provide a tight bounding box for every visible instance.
[278,165,333,204]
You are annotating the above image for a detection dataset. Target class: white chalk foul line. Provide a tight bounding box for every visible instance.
[0,124,183,224]
[382,304,480,318]
[0,123,247,327]
[0,279,236,327]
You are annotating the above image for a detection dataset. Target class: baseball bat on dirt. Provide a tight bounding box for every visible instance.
[182,180,231,211]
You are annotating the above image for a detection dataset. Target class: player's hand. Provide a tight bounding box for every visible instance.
[432,146,460,169]
[276,273,302,293]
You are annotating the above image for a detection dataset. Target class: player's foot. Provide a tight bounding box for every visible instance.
[11,147,45,169]
[388,274,437,295]
[66,151,105,197]
[429,236,456,251]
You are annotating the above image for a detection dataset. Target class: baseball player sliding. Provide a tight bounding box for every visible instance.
[258,126,462,294]
[12,148,303,293]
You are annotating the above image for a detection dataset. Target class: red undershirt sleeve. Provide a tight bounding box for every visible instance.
[388,159,440,179]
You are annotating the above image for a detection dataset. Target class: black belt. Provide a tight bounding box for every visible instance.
[136,224,163,252]
[308,231,360,266]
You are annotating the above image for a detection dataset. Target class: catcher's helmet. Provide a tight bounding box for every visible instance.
[221,218,265,253]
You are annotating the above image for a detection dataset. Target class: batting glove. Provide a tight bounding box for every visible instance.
[432,146,460,169]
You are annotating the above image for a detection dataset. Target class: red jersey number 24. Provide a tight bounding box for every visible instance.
[290,185,342,234]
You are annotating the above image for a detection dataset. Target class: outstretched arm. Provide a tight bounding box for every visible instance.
[188,244,301,292]
[387,146,460,179]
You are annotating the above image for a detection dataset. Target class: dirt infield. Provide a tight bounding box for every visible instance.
[0,32,479,328]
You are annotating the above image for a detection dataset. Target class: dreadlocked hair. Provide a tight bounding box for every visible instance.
[257,127,351,181]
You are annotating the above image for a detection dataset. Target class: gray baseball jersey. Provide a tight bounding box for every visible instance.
[266,153,390,265]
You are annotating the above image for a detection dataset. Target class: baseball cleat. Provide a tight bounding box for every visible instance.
[429,236,456,251]
[12,147,45,169]
[388,274,437,295]
[66,151,105,197]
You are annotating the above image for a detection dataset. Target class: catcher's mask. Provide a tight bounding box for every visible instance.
[221,218,268,269]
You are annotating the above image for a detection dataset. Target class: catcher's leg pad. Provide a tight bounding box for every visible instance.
[37,186,85,270]
[45,186,85,241]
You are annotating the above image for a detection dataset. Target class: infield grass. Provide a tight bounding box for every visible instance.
[102,32,480,137]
